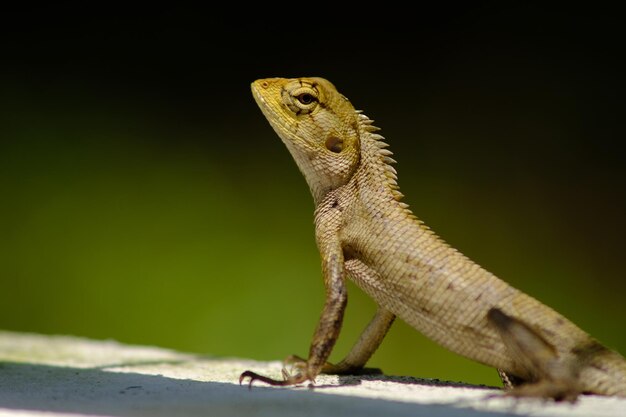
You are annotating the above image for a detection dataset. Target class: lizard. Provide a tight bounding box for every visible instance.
[239,76,626,401]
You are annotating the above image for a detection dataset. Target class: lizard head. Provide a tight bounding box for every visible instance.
[251,77,361,203]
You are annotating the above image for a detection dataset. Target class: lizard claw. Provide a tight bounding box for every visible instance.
[239,370,258,389]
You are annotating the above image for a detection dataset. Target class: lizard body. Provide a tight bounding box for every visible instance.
[241,77,626,401]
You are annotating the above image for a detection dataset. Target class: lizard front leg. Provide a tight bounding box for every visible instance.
[287,305,395,375]
[287,258,396,375]
[320,258,396,374]
[240,236,347,387]
[319,307,395,375]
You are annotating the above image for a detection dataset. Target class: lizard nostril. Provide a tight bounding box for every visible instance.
[260,81,269,89]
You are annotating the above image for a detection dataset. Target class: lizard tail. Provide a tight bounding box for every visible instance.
[577,344,626,396]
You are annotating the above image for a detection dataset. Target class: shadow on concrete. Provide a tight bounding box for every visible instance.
[329,372,500,390]
[0,361,511,417]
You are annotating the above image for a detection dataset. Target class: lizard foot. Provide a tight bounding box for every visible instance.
[497,369,526,390]
[503,380,581,403]
[239,369,310,388]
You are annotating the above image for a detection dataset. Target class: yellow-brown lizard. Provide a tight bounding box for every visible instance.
[240,77,626,401]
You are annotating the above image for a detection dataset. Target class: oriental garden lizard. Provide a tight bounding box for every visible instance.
[239,77,626,401]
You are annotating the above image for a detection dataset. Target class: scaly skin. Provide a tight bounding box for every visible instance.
[240,77,626,401]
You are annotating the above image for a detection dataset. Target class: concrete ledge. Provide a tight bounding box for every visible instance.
[0,331,624,417]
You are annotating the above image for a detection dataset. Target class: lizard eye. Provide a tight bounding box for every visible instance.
[296,93,315,105]
[284,86,319,114]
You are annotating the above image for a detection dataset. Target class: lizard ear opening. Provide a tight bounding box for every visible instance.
[325,136,344,153]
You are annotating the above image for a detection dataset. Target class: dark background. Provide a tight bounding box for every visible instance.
[1,4,624,387]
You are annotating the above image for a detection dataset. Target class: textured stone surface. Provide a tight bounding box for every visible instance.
[0,331,624,417]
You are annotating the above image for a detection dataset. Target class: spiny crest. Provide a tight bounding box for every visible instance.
[357,112,407,204]
[356,111,454,244]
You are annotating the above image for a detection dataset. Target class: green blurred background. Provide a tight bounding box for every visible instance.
[1,5,624,387]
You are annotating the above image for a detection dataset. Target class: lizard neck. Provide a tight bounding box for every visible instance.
[311,111,406,208]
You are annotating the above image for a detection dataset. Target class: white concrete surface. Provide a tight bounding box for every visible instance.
[0,330,624,417]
